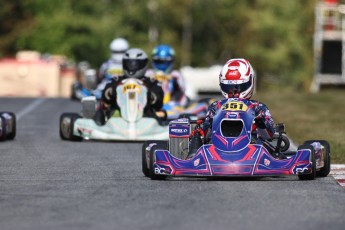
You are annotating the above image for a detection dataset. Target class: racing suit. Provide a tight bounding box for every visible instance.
[98,59,123,83]
[100,75,165,120]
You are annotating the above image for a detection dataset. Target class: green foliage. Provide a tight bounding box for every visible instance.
[0,0,316,89]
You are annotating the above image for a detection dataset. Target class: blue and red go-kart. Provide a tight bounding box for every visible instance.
[0,112,16,142]
[142,98,331,180]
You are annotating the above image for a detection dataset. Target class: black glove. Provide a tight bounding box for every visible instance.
[255,115,266,129]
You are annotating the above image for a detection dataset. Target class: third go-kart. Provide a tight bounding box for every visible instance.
[163,98,214,121]
[153,71,213,120]
[142,98,331,180]
[0,112,16,142]
[71,70,107,101]
[61,78,169,141]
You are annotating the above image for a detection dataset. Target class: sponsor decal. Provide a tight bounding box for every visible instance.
[194,158,200,167]
[155,167,165,174]
[264,158,270,166]
[122,83,141,93]
[77,127,92,135]
[227,112,238,118]
[171,128,188,133]
[296,167,310,174]
[169,127,189,136]
[107,68,123,75]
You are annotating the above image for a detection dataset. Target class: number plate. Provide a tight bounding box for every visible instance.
[221,102,248,111]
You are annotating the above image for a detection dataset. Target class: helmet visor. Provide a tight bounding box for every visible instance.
[123,59,148,72]
[111,50,126,54]
[152,57,173,71]
[220,78,252,95]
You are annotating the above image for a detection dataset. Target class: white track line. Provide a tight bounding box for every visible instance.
[16,98,46,121]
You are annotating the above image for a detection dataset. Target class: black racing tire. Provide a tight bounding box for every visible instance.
[304,140,331,177]
[59,113,83,141]
[142,142,150,177]
[149,143,169,180]
[298,144,316,180]
[0,112,16,140]
[70,114,83,142]
[0,115,7,142]
[6,112,16,140]
[142,140,169,177]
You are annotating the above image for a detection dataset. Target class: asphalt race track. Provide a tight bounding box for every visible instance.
[0,98,345,230]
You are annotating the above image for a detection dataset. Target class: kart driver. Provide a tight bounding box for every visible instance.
[100,48,165,122]
[98,37,129,83]
[146,44,189,107]
[188,58,275,158]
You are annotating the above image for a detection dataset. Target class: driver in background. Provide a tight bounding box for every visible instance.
[100,48,165,121]
[98,37,129,83]
[146,44,189,107]
[188,58,275,158]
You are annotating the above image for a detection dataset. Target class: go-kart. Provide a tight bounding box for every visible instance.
[142,98,331,180]
[60,78,169,141]
[0,112,16,141]
[151,71,213,120]
[163,98,214,121]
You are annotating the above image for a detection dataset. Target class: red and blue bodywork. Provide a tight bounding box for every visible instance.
[151,99,318,178]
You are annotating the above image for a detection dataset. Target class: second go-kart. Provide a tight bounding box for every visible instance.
[142,98,331,180]
[60,78,169,141]
[0,112,16,142]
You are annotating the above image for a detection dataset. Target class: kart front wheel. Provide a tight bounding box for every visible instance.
[0,112,16,140]
[6,112,16,140]
[142,141,169,177]
[304,140,331,177]
[0,115,7,142]
[298,144,316,180]
[149,143,168,180]
[59,113,83,141]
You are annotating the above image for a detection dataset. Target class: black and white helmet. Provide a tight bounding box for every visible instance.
[122,48,148,78]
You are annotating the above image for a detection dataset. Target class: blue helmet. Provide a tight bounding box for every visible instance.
[151,44,175,73]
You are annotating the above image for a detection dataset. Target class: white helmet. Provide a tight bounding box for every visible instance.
[122,48,148,78]
[109,38,129,63]
[219,58,255,99]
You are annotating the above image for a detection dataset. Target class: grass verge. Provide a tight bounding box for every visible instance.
[255,89,345,164]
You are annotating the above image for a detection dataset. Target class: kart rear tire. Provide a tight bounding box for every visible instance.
[0,112,16,140]
[298,144,316,180]
[149,143,168,180]
[304,140,331,177]
[59,113,83,141]
[142,140,169,177]
[0,115,7,142]
[6,112,16,140]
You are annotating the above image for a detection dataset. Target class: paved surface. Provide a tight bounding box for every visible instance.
[0,98,345,230]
